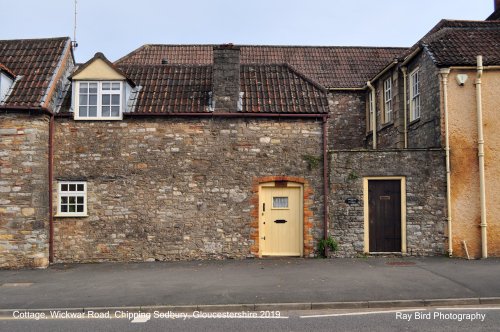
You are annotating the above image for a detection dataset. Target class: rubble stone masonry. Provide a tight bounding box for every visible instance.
[0,113,50,268]
[330,149,447,257]
[53,117,324,262]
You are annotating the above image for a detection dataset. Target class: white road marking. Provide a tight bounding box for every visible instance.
[300,308,424,318]
[435,307,500,311]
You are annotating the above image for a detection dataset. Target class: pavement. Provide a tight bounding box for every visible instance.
[0,257,499,312]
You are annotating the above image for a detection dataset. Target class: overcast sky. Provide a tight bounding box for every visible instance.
[1,0,495,62]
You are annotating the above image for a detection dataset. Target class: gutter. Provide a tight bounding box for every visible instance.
[123,112,327,119]
[401,47,421,67]
[366,81,377,149]
[475,55,488,259]
[369,60,398,83]
[439,68,452,257]
[0,105,52,116]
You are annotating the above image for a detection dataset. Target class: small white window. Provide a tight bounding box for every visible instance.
[409,69,420,121]
[272,197,289,209]
[58,182,87,217]
[367,92,374,131]
[383,78,393,123]
[75,81,122,120]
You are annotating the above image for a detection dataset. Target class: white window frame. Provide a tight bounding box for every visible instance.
[383,78,393,123]
[367,91,374,132]
[409,69,420,121]
[57,181,87,217]
[74,81,123,120]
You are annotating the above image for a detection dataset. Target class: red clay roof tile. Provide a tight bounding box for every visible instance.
[118,63,329,114]
[116,45,406,89]
[0,37,70,108]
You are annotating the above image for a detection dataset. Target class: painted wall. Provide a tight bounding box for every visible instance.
[0,113,50,268]
[446,68,500,258]
[52,117,324,262]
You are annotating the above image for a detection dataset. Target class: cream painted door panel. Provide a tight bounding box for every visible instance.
[261,187,301,256]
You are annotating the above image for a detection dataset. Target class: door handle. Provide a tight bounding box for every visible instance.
[274,219,287,224]
[261,236,265,240]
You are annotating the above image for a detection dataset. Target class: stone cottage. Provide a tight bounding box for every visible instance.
[1,11,499,268]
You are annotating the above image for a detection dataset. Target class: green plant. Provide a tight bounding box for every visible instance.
[347,172,359,181]
[302,155,322,171]
[316,236,338,257]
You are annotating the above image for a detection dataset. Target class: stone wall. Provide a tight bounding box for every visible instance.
[328,91,366,149]
[0,112,50,268]
[406,51,442,148]
[373,69,405,149]
[330,149,447,257]
[53,116,324,262]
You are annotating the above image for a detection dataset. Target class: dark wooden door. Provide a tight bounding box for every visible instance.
[368,180,401,252]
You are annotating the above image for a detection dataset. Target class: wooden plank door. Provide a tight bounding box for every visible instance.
[368,180,401,252]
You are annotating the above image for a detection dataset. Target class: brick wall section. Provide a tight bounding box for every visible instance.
[328,91,366,149]
[0,113,49,268]
[406,51,442,148]
[53,117,324,262]
[330,149,447,257]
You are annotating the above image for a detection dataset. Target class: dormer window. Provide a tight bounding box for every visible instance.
[76,81,122,119]
[70,52,135,121]
[0,64,15,103]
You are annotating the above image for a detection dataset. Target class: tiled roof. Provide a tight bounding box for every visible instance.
[121,65,211,113]
[402,20,500,66]
[240,64,328,113]
[118,64,329,114]
[115,45,407,89]
[424,27,500,66]
[0,37,70,107]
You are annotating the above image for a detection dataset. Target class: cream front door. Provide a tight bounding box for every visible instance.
[260,184,302,256]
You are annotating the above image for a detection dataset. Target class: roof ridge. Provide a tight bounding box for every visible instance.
[0,36,70,43]
[282,63,327,93]
[118,63,212,68]
[121,43,408,49]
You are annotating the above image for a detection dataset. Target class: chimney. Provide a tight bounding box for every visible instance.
[212,44,240,112]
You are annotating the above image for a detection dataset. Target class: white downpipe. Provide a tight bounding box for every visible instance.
[401,67,408,149]
[367,81,377,149]
[440,68,453,257]
[475,55,488,259]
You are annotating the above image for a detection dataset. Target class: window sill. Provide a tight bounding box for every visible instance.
[409,118,420,126]
[73,117,123,121]
[379,121,394,131]
[54,214,89,218]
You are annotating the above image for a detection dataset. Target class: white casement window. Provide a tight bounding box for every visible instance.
[57,182,87,217]
[75,81,122,120]
[367,91,374,131]
[383,78,393,123]
[409,69,420,121]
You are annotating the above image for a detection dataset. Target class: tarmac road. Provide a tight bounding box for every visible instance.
[0,306,499,332]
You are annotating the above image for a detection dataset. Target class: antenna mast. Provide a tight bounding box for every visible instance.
[72,0,78,48]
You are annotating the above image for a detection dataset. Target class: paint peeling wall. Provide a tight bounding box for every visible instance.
[446,68,500,258]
